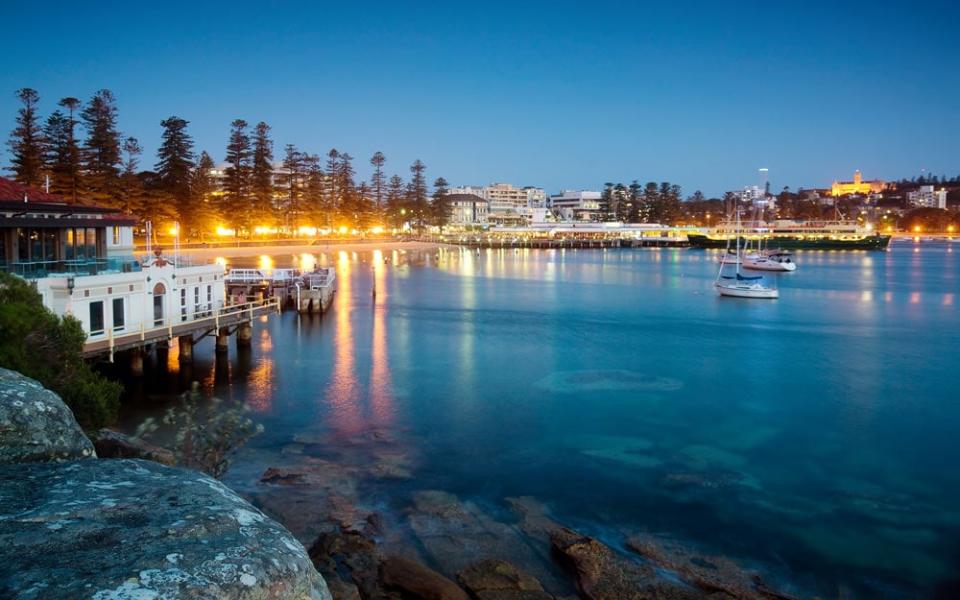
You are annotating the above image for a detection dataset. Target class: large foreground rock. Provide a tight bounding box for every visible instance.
[0,367,95,464]
[0,458,331,600]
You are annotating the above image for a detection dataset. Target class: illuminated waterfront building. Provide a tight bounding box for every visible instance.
[830,170,887,197]
[446,193,489,226]
[548,190,602,221]
[0,177,227,356]
[448,183,546,214]
[907,185,947,209]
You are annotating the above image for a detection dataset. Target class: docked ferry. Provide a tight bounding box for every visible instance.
[687,220,891,250]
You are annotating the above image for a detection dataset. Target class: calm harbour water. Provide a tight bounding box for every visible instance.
[121,242,960,598]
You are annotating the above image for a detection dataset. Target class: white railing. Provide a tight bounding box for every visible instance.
[224,268,304,284]
[224,268,268,283]
[303,268,335,290]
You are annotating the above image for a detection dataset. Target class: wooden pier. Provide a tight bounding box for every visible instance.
[83,298,281,371]
[224,267,336,315]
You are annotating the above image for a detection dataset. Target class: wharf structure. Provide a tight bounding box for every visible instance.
[224,266,336,314]
[0,177,278,373]
[445,223,694,248]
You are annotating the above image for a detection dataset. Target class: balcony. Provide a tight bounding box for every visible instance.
[0,256,143,279]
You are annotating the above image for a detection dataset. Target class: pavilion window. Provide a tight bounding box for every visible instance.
[86,228,97,258]
[65,229,75,260]
[89,301,104,335]
[112,298,125,330]
[74,228,86,259]
[43,230,56,261]
[17,228,28,262]
[29,229,43,261]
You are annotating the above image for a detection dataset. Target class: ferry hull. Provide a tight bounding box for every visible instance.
[688,234,891,251]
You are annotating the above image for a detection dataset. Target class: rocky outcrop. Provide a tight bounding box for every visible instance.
[92,428,176,465]
[0,368,331,600]
[0,458,331,599]
[0,367,95,464]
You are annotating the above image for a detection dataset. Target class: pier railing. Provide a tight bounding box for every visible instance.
[82,297,281,360]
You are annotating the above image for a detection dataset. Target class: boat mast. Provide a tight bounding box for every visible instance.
[735,202,741,276]
[758,167,769,252]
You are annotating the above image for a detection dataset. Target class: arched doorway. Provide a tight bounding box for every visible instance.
[153,282,166,326]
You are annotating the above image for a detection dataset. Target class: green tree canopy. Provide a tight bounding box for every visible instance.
[7,88,45,187]
[0,272,122,427]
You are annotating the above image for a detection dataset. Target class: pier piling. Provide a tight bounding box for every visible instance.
[216,327,230,354]
[178,336,194,363]
[129,350,144,377]
[237,322,253,348]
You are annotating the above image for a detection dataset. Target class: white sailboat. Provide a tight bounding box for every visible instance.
[740,167,797,273]
[714,208,779,299]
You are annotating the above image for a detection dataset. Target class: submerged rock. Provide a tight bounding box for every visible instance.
[551,527,710,600]
[0,458,331,600]
[626,534,795,600]
[380,555,470,600]
[407,491,572,594]
[457,559,554,599]
[92,428,176,466]
[0,367,95,464]
[534,370,682,394]
[309,529,385,600]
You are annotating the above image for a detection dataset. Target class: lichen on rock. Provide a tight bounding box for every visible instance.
[0,458,331,599]
[0,367,95,464]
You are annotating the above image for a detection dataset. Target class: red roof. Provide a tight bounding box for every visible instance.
[0,176,66,204]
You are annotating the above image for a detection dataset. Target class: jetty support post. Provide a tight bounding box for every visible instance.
[178,335,194,363]
[216,327,230,354]
[156,340,170,368]
[237,321,253,348]
[129,349,144,377]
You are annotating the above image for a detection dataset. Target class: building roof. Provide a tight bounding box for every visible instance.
[445,193,488,204]
[0,176,137,226]
[0,177,65,204]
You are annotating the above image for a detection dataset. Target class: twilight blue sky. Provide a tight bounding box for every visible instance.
[1,1,958,197]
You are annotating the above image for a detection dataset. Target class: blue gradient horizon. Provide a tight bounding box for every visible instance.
[1,1,958,196]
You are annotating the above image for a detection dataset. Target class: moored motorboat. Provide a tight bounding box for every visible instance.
[742,250,796,271]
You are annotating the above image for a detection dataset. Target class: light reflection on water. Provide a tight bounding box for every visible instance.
[119,243,959,597]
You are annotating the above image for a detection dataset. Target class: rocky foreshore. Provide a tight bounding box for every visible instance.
[244,429,798,600]
[0,368,331,600]
[0,366,796,599]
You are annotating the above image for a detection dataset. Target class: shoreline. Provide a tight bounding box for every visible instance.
[175,240,452,260]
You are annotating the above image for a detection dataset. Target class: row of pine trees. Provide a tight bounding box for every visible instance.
[5,88,453,239]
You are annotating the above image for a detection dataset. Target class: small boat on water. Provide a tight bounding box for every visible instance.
[742,249,796,272]
[714,209,779,299]
[715,272,780,299]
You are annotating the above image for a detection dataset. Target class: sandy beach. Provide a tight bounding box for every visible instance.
[174,240,451,260]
